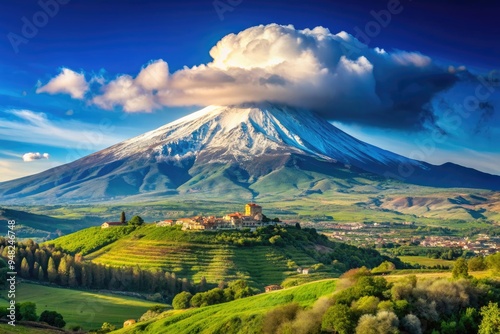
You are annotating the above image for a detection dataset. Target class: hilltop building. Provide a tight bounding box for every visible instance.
[156,220,174,227]
[245,203,262,217]
[178,203,280,231]
[101,221,124,228]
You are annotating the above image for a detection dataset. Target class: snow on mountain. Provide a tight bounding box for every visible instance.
[0,103,498,204]
[103,103,424,168]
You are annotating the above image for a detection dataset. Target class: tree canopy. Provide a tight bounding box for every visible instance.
[128,215,145,226]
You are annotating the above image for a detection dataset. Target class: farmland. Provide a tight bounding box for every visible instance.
[398,255,455,267]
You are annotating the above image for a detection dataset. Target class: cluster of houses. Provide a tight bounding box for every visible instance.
[156,203,283,231]
[101,203,278,230]
[420,235,500,255]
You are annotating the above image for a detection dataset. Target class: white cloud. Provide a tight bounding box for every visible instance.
[390,51,431,67]
[36,68,89,99]
[22,152,50,162]
[92,60,169,112]
[52,24,457,130]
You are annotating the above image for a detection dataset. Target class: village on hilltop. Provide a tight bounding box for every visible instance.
[102,203,283,231]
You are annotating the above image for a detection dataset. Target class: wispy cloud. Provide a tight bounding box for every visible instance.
[0,159,56,182]
[0,150,22,159]
[0,109,127,149]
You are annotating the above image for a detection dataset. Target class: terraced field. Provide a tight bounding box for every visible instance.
[87,239,320,287]
[87,241,240,282]
[50,224,354,287]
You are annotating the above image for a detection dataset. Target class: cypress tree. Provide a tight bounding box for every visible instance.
[47,257,57,283]
[68,266,77,288]
[199,276,207,292]
[38,265,45,281]
[81,266,89,288]
[33,262,40,279]
[58,257,68,286]
[20,258,30,278]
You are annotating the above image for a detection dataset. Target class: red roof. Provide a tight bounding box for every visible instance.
[246,203,261,207]
[103,222,123,226]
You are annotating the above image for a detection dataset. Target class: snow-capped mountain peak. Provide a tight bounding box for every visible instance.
[110,103,422,168]
[1,103,498,204]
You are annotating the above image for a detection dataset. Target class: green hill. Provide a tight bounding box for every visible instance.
[113,279,337,334]
[0,282,167,330]
[0,207,92,241]
[47,224,388,288]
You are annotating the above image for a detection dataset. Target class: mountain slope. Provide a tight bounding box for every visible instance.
[0,103,499,204]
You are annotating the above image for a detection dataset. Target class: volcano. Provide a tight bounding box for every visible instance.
[1,103,499,204]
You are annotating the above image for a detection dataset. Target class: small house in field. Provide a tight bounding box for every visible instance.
[123,319,136,327]
[101,222,124,229]
[301,268,311,275]
[265,285,282,293]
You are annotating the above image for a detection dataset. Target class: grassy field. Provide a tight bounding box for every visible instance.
[0,323,63,333]
[398,256,455,267]
[0,282,168,330]
[114,279,337,334]
[44,225,137,254]
[112,268,498,334]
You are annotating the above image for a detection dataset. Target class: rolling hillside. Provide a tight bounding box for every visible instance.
[113,279,337,334]
[48,224,388,288]
[1,282,168,330]
[0,207,93,241]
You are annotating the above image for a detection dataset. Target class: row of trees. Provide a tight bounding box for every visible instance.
[120,212,144,226]
[388,246,466,260]
[0,239,208,300]
[0,302,65,328]
[172,279,255,309]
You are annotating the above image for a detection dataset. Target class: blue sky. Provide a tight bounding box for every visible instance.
[0,0,499,181]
